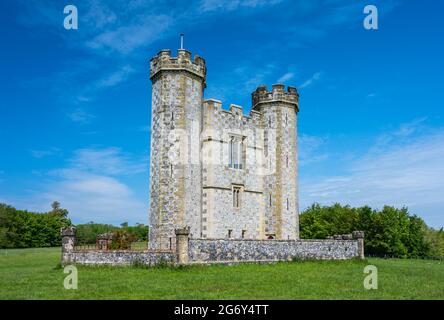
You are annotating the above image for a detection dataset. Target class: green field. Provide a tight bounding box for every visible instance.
[0,247,443,299]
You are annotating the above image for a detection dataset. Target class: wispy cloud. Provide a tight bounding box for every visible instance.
[68,108,96,124]
[277,72,295,83]
[299,71,323,89]
[86,15,172,54]
[29,147,61,159]
[65,147,147,176]
[298,134,329,166]
[199,0,283,12]
[96,65,135,88]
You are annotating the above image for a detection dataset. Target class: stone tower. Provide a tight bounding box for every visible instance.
[148,49,206,249]
[148,48,299,246]
[252,84,300,239]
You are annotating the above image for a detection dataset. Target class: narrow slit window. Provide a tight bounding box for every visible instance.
[233,186,241,208]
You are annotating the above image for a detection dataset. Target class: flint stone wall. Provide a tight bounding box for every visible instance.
[188,238,360,263]
[62,251,175,266]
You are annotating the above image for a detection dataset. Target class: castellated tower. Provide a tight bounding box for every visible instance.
[149,49,206,249]
[252,84,300,240]
[148,48,299,247]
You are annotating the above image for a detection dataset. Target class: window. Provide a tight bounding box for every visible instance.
[228,229,232,238]
[229,136,245,170]
[286,198,289,210]
[232,186,241,208]
[242,230,246,239]
[286,155,289,168]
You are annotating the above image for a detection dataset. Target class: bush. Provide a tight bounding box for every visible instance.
[300,203,437,258]
[109,230,138,250]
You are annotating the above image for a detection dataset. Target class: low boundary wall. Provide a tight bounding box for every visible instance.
[188,238,361,264]
[60,227,364,266]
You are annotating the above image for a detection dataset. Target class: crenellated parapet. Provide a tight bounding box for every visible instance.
[203,99,262,126]
[252,84,299,111]
[150,49,206,86]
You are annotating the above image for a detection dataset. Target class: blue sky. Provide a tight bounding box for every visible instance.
[0,0,443,228]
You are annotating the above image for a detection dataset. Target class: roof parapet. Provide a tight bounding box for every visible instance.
[252,84,299,111]
[150,49,206,83]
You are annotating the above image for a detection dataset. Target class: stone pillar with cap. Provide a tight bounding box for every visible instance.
[352,231,365,259]
[60,226,76,265]
[175,226,190,265]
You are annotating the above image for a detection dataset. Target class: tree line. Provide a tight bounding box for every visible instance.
[300,203,444,258]
[0,202,148,249]
[1,201,443,258]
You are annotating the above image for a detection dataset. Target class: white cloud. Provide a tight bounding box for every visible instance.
[29,147,60,159]
[86,15,172,54]
[199,0,282,12]
[68,108,96,124]
[299,72,322,89]
[298,134,329,166]
[300,122,444,228]
[96,65,134,88]
[66,147,147,176]
[18,147,148,224]
[277,72,295,83]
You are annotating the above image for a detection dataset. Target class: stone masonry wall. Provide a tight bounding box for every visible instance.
[62,251,176,266]
[60,228,364,266]
[201,99,265,240]
[188,238,360,263]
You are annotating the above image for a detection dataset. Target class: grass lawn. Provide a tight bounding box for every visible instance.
[0,247,443,299]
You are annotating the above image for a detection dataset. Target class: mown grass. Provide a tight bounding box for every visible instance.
[0,247,443,299]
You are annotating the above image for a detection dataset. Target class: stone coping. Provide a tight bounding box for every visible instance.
[191,238,358,242]
[71,249,174,254]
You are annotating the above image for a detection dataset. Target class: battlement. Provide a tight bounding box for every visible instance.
[203,99,262,124]
[252,84,299,111]
[150,49,206,82]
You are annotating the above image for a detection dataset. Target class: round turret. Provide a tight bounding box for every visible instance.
[150,49,206,87]
[252,84,299,111]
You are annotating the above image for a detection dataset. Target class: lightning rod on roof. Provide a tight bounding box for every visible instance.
[180,33,184,50]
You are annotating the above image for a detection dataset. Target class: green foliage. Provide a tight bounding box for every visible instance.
[76,222,148,245]
[109,229,137,250]
[300,203,438,258]
[426,228,444,257]
[75,223,118,244]
[0,203,72,249]
[0,202,149,249]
